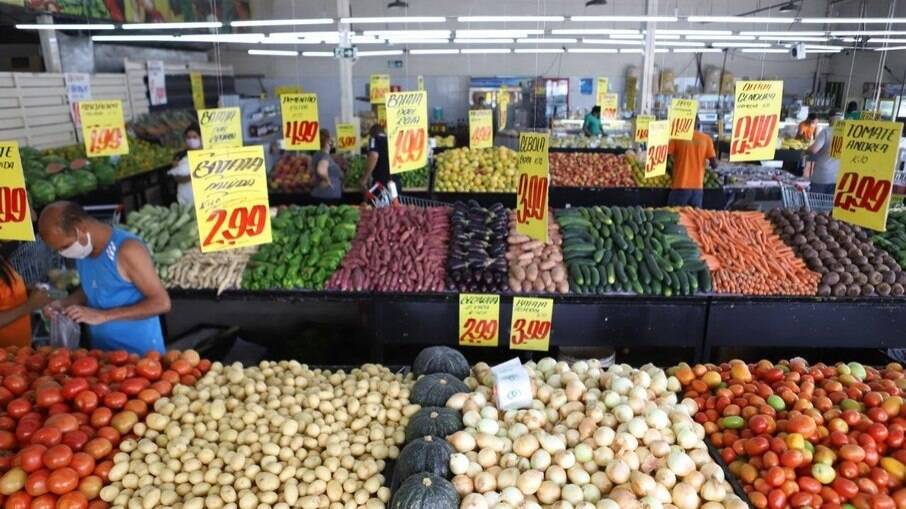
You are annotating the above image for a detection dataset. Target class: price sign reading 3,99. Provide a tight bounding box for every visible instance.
[79,100,129,158]
[386,91,428,175]
[0,141,34,241]
[335,123,358,153]
[509,297,553,352]
[189,145,272,253]
[458,294,500,347]
[730,81,783,162]
[832,120,902,232]
[645,120,670,179]
[516,132,550,243]
[667,98,698,141]
[281,93,320,151]
[469,109,493,149]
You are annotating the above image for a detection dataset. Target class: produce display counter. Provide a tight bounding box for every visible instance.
[433,187,729,209]
[41,164,174,212]
[717,140,804,175]
[549,147,629,154]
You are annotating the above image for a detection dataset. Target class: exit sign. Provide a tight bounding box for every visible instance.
[334,47,357,59]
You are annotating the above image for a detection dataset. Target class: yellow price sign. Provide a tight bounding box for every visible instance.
[600,93,619,122]
[280,93,320,151]
[498,86,510,130]
[861,111,881,120]
[376,104,387,129]
[189,145,272,253]
[370,74,390,104]
[509,297,553,352]
[595,77,609,109]
[336,123,358,153]
[469,109,493,149]
[275,85,303,97]
[635,115,654,143]
[830,121,846,159]
[645,120,670,179]
[0,141,34,242]
[386,91,428,174]
[79,100,129,158]
[832,120,902,232]
[458,294,500,347]
[730,81,783,162]
[190,72,205,110]
[515,132,550,243]
[198,107,243,149]
[668,98,698,141]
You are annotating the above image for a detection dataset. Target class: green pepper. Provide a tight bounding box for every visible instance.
[719,416,745,429]
[766,395,785,411]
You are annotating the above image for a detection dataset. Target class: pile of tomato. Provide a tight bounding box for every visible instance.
[0,347,209,509]
[675,360,906,509]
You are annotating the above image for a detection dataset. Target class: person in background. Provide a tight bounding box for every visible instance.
[0,243,51,347]
[807,109,842,195]
[797,113,818,142]
[310,128,342,203]
[845,101,860,120]
[667,121,718,208]
[362,123,401,195]
[583,106,603,137]
[38,202,170,355]
[168,123,202,206]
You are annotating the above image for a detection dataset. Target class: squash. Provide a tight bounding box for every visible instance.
[411,373,470,407]
[396,435,453,480]
[405,407,463,444]
[390,472,459,509]
[413,346,470,379]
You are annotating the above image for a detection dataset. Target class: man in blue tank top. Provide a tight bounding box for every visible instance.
[37,202,170,354]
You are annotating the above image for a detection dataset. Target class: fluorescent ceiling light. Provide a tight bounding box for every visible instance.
[805,48,843,53]
[658,41,707,47]
[803,45,844,50]
[673,48,723,53]
[660,29,732,35]
[610,34,644,39]
[741,31,826,36]
[759,36,829,42]
[655,49,669,53]
[387,38,451,44]
[874,45,906,51]
[866,38,906,44]
[92,35,177,42]
[301,51,333,57]
[687,16,795,23]
[456,29,543,37]
[357,50,404,56]
[653,34,682,40]
[802,18,906,24]
[514,48,564,54]
[461,48,511,54]
[458,16,565,22]
[17,23,115,30]
[620,48,645,53]
[341,16,445,24]
[687,35,755,41]
[122,21,222,29]
[249,49,298,56]
[582,38,643,45]
[551,29,639,35]
[567,48,618,53]
[178,34,264,43]
[364,30,450,37]
[454,38,515,44]
[831,30,906,36]
[571,15,678,22]
[516,38,577,43]
[409,49,460,54]
[712,42,772,48]
[231,18,333,27]
[741,48,788,53]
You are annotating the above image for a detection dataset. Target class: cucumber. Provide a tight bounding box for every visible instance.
[590,266,601,287]
[607,263,616,285]
[698,269,713,293]
[593,249,605,264]
[645,253,664,281]
[615,263,628,285]
[612,207,624,223]
[638,263,652,285]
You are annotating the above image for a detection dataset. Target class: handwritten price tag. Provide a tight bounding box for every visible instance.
[830,121,845,159]
[188,145,272,252]
[0,142,34,242]
[730,81,783,162]
[516,132,549,243]
[387,91,428,175]
[79,100,129,157]
[595,77,609,110]
[190,72,205,111]
[498,86,509,130]
[667,98,698,141]
[509,297,553,352]
[645,120,670,178]
[832,120,902,231]
[199,108,242,149]
[601,93,619,122]
[459,294,500,347]
[275,85,303,97]
[370,74,390,104]
[469,109,493,149]
[336,123,358,153]
[635,115,653,143]
[281,93,320,151]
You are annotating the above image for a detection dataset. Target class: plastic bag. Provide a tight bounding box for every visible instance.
[50,313,80,349]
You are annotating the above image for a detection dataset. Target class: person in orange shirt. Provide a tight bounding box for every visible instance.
[797,113,817,142]
[667,124,718,208]
[0,243,51,347]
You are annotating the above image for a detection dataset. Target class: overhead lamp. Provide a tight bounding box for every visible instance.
[454,38,515,44]
[801,18,906,24]
[122,21,222,29]
[658,41,707,47]
[581,38,643,45]
[301,51,334,57]
[357,50,405,56]
[866,38,906,44]
[609,34,644,40]
[457,16,565,22]
[17,23,115,30]
[363,30,449,37]
[759,36,829,42]
[409,49,460,54]
[248,49,298,56]
[620,48,645,53]
[711,42,772,48]
[340,16,445,23]
[741,48,789,53]
[686,16,795,23]
[831,31,906,36]
[514,48,564,54]
[660,29,732,35]
[741,31,826,36]
[231,19,333,27]
[386,38,451,44]
[551,29,639,35]
[461,48,511,54]
[457,29,543,37]
[567,48,618,53]
[686,35,755,41]
[874,45,906,51]
[516,38,577,44]
[571,15,678,22]
[178,34,264,43]
[92,35,178,42]
[673,48,723,53]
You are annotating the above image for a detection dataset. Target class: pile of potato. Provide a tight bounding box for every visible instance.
[506,211,569,294]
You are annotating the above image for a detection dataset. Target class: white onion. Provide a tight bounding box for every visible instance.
[574,443,593,464]
[516,469,544,495]
[461,493,489,509]
[450,453,469,475]
[530,449,552,470]
[666,451,695,477]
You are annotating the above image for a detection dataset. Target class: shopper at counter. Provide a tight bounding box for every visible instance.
[311,128,342,203]
[667,123,718,208]
[807,109,842,195]
[362,123,402,195]
[38,202,170,355]
[797,113,818,142]
[168,123,202,206]
[0,243,51,347]
[583,106,603,137]
[845,101,860,120]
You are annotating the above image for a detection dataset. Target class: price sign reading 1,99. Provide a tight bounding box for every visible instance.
[509,297,553,352]
[667,98,698,141]
[386,91,428,175]
[832,120,902,232]
[281,93,320,151]
[79,100,129,158]
[458,294,500,347]
[515,132,550,243]
[0,141,34,241]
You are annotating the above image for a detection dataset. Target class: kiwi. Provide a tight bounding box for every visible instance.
[847,284,862,297]
[855,273,869,285]
[893,283,905,296]
[862,284,876,296]
[817,284,832,296]
[884,270,897,285]
[841,272,854,285]
[877,283,892,296]
[869,272,883,285]
[822,272,840,286]
[833,283,847,297]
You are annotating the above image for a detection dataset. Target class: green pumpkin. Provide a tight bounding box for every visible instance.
[396,435,453,481]
[413,346,470,380]
[410,373,469,407]
[404,407,463,444]
[390,473,459,509]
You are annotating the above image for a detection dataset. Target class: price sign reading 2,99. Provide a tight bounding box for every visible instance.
[188,145,272,253]
[458,294,500,347]
[0,141,35,242]
[386,91,428,175]
[509,297,553,352]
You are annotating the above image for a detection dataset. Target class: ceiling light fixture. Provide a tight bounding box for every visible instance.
[581,38,643,45]
[801,17,906,24]
[516,38,577,43]
[551,29,639,35]
[178,34,264,43]
[514,48,564,54]
[741,48,789,53]
[461,48,511,54]
[385,38,451,44]
[457,16,565,22]
[409,49,460,54]
[571,15,678,22]
[620,48,645,53]
[357,50,405,56]
[658,41,707,47]
[673,48,723,52]
[231,18,334,27]
[609,34,644,39]
[17,23,115,30]
[92,35,177,42]
[340,16,445,24]
[248,49,298,56]
[686,35,756,41]
[741,31,826,36]
[301,51,334,57]
[711,42,772,48]
[457,29,543,37]
[363,30,449,37]
[866,38,906,44]
[759,36,829,41]
[686,16,795,23]
[659,29,733,35]
[453,38,515,44]
[874,45,906,51]
[567,48,618,53]
[122,21,222,29]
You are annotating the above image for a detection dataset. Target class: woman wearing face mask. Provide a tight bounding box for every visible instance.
[0,242,52,347]
[37,201,171,355]
[310,129,343,203]
[168,123,202,206]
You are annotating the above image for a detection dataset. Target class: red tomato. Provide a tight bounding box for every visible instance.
[870,494,895,509]
[34,386,62,409]
[86,501,107,509]
[44,415,77,434]
[858,478,880,495]
[832,478,858,500]
[867,423,890,443]
[0,416,14,431]
[61,431,88,452]
[16,445,47,473]
[89,384,109,400]
[69,358,98,378]
[768,488,788,509]
[25,355,46,373]
[93,428,118,446]
[41,445,72,470]
[29,427,62,447]
[105,367,126,384]
[746,437,771,456]
[790,491,813,507]
[61,380,89,401]
[766,466,786,487]
[105,351,127,366]
[0,430,14,449]
[77,475,101,501]
[29,494,56,509]
[69,454,94,478]
[46,355,70,375]
[46,468,78,495]
[839,444,866,462]
[3,374,28,395]
[81,439,111,461]
[55,492,87,509]
[72,392,97,414]
[870,467,891,490]
[133,359,161,381]
[149,381,171,397]
[100,393,125,410]
[3,492,31,509]
[135,389,159,405]
[87,409,110,429]
[92,461,111,482]
[24,469,49,497]
[118,378,148,397]
[7,398,33,419]
[170,359,191,376]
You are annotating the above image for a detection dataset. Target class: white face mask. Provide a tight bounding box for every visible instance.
[186,138,201,149]
[59,230,93,259]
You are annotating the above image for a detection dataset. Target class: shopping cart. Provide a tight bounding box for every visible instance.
[780,182,834,213]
